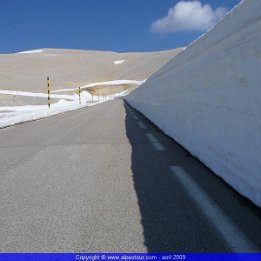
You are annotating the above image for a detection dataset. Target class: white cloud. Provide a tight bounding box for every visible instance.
[151,1,228,33]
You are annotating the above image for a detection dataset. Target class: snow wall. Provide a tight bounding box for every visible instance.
[126,0,261,207]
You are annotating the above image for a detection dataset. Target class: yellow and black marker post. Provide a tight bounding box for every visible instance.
[47,76,51,108]
[79,87,81,105]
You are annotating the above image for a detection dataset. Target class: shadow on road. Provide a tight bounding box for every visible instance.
[123,100,261,253]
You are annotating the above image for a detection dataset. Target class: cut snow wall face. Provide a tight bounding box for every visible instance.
[126,0,261,207]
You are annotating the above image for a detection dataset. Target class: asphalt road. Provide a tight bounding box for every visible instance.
[0,99,260,252]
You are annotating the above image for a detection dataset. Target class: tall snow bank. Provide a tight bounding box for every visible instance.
[126,0,261,207]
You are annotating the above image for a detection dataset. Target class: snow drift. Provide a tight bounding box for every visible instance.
[126,0,261,207]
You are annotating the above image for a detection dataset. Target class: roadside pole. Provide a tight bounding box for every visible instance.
[47,76,51,108]
[79,87,81,105]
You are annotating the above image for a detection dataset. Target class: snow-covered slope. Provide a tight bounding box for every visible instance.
[0,48,182,106]
[17,49,43,54]
[126,0,261,207]
[0,49,181,92]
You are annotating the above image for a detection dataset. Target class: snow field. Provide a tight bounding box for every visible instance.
[0,83,132,128]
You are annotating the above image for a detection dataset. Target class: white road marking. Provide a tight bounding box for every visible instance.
[170,166,258,252]
[138,121,146,129]
[146,133,165,151]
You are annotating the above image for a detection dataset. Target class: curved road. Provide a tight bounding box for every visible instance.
[0,99,260,252]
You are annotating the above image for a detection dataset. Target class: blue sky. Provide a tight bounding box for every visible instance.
[0,0,240,53]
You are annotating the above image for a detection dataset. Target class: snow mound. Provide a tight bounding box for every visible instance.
[52,79,146,93]
[0,89,74,100]
[17,49,43,54]
[126,0,261,207]
[114,60,126,65]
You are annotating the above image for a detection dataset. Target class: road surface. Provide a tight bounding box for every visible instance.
[0,99,260,252]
